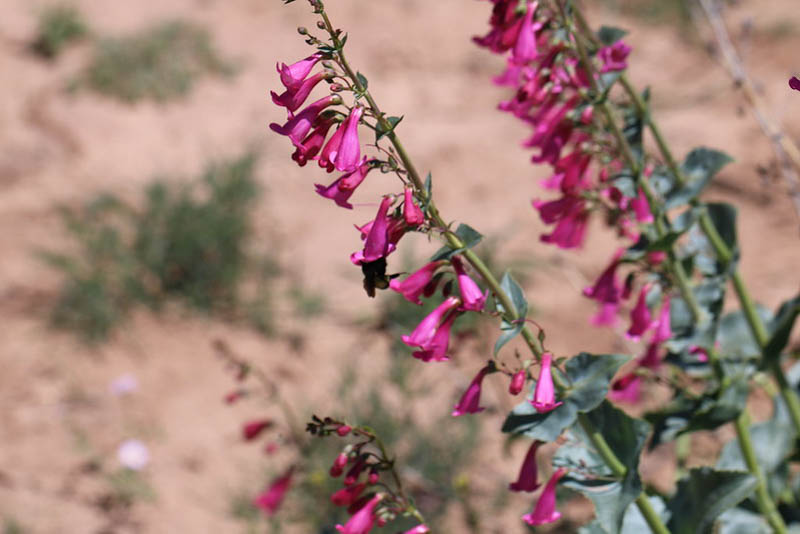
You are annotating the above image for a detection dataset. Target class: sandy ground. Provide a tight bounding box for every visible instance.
[0,0,799,532]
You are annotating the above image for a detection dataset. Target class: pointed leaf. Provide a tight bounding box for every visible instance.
[764,295,800,366]
[597,26,629,45]
[667,467,757,534]
[664,148,733,209]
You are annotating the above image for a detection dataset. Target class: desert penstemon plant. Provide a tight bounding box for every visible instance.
[269,0,800,532]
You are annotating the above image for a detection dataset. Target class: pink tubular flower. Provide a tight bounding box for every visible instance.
[451,256,488,311]
[626,284,654,341]
[689,345,710,363]
[271,71,329,113]
[336,494,382,534]
[511,2,540,65]
[509,369,526,395]
[253,467,293,516]
[242,419,272,441]
[403,526,430,534]
[598,41,632,73]
[583,249,624,304]
[534,195,590,249]
[314,159,373,209]
[329,106,363,173]
[412,309,459,362]
[270,95,337,145]
[653,294,672,343]
[452,363,494,416]
[389,261,444,305]
[276,53,322,89]
[522,468,567,526]
[509,440,542,492]
[402,296,461,350]
[609,372,642,404]
[330,453,349,477]
[531,352,562,413]
[350,197,397,265]
[332,483,367,507]
[403,187,425,226]
[791,77,800,91]
[291,118,335,166]
[630,187,654,223]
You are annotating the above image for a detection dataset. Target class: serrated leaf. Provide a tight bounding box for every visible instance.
[664,148,733,209]
[764,295,800,366]
[597,25,629,46]
[562,401,650,533]
[667,468,757,534]
[502,354,628,441]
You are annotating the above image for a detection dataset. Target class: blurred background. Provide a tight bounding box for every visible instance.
[0,0,798,532]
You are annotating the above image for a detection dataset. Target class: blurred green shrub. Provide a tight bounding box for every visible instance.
[82,20,235,102]
[42,153,274,342]
[32,5,87,59]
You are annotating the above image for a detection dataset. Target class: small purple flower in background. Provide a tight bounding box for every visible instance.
[117,439,149,470]
[109,373,138,396]
[789,76,800,91]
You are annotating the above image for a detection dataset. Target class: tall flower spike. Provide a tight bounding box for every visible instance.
[336,494,382,534]
[253,467,294,516]
[276,53,322,89]
[451,256,488,311]
[522,468,567,526]
[402,296,461,349]
[389,261,444,305]
[452,363,494,416]
[531,352,562,413]
[509,440,542,492]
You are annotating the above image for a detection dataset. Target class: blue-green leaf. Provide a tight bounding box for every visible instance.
[667,468,757,534]
[493,271,528,354]
[663,149,733,209]
[764,295,800,366]
[597,26,629,45]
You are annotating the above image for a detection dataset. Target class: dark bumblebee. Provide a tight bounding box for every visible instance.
[360,257,399,298]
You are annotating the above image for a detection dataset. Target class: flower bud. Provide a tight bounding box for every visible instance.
[297,26,308,35]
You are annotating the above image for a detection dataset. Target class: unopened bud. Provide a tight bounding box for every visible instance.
[297,26,308,35]
[330,83,344,92]
[316,20,326,30]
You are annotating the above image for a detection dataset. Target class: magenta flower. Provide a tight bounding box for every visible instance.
[330,106,364,173]
[344,456,367,486]
[451,256,488,311]
[389,261,444,305]
[336,494,382,534]
[291,118,335,167]
[331,483,366,507]
[276,53,322,89]
[452,363,493,416]
[270,95,337,145]
[531,352,562,413]
[330,452,349,477]
[509,440,542,492]
[509,369,526,395]
[639,339,662,370]
[473,1,526,54]
[609,372,642,404]
[689,345,710,363]
[271,71,329,113]
[790,77,800,91]
[631,187,654,223]
[626,284,654,341]
[319,118,346,172]
[534,195,590,249]
[242,419,272,441]
[402,526,430,534]
[653,294,672,343]
[583,249,624,304]
[314,159,372,209]
[253,467,293,516]
[598,41,632,73]
[402,296,461,349]
[412,309,460,362]
[591,301,620,327]
[511,2,540,65]
[350,196,397,265]
[522,468,567,526]
[403,187,425,226]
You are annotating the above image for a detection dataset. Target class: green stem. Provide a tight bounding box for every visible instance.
[577,414,670,534]
[734,412,788,533]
